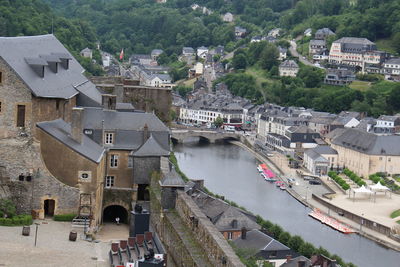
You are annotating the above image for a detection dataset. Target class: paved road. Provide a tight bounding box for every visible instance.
[289,40,315,66]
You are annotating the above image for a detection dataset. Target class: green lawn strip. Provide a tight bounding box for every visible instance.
[390,209,400,219]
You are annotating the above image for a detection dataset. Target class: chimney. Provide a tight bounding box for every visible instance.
[143,124,149,142]
[241,227,247,239]
[101,94,116,110]
[71,107,84,144]
[286,255,292,263]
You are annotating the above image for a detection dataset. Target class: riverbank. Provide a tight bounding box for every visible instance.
[229,139,400,252]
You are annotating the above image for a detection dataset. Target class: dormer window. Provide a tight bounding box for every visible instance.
[104,132,114,145]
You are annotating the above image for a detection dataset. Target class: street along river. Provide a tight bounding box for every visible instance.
[173,142,400,267]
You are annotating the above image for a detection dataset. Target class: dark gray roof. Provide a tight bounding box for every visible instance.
[377,115,400,122]
[334,37,374,45]
[214,206,260,231]
[313,145,337,155]
[0,35,93,99]
[310,39,326,46]
[331,128,400,155]
[316,28,335,35]
[116,102,135,111]
[132,135,170,157]
[82,108,169,132]
[233,229,290,252]
[281,256,311,267]
[280,60,298,68]
[160,168,185,187]
[385,58,400,65]
[37,119,104,163]
[305,149,328,162]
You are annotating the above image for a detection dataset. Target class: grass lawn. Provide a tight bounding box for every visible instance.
[176,77,196,87]
[390,209,400,219]
[349,80,372,91]
[245,67,272,87]
[376,38,397,55]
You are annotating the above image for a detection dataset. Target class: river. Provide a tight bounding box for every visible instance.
[173,141,400,267]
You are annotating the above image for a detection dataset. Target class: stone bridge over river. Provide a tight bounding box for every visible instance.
[171,129,243,143]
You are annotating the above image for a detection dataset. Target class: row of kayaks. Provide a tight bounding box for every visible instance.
[309,209,355,234]
[257,164,286,190]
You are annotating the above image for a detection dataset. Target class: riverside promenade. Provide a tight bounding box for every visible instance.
[231,137,400,252]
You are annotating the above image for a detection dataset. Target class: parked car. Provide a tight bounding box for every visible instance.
[309,180,321,185]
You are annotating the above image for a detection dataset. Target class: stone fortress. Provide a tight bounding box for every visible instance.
[0,34,170,231]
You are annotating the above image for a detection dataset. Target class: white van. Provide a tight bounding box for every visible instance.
[224,125,235,132]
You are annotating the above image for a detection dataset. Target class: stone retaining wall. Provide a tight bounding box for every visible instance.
[175,191,245,267]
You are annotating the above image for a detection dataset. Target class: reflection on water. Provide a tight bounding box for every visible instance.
[173,142,400,267]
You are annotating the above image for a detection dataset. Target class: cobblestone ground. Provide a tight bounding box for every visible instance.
[0,219,112,267]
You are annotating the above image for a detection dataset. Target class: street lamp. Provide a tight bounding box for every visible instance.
[34,222,40,246]
[360,213,364,232]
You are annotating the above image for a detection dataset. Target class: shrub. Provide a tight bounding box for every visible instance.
[0,215,33,226]
[54,214,76,221]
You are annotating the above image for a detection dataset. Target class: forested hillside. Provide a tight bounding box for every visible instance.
[0,0,97,53]
[44,0,400,56]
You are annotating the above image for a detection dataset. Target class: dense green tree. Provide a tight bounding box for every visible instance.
[232,53,247,69]
[214,116,224,128]
[269,224,283,238]
[278,231,291,245]
[260,44,279,70]
[288,235,304,251]
[299,242,316,258]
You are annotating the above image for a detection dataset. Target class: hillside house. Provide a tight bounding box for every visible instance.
[315,28,335,40]
[222,12,234,22]
[279,60,299,77]
[324,68,355,86]
[80,47,93,59]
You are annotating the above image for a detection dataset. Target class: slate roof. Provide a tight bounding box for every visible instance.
[182,47,195,54]
[281,256,311,267]
[116,102,135,111]
[132,135,170,157]
[316,28,335,36]
[82,107,170,151]
[334,37,374,45]
[377,115,400,122]
[37,119,105,163]
[280,60,299,69]
[310,39,326,46]
[384,58,400,65]
[191,190,259,231]
[331,128,400,155]
[151,49,163,56]
[160,167,185,187]
[0,35,98,100]
[233,229,290,253]
[313,145,337,155]
[305,149,328,162]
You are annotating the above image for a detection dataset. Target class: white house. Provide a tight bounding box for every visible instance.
[383,58,400,81]
[222,12,234,22]
[304,146,338,175]
[279,60,299,77]
[80,47,92,59]
[197,46,209,59]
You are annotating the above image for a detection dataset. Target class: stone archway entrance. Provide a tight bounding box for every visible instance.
[103,205,128,224]
[44,199,55,217]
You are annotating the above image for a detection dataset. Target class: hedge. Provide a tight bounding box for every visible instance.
[0,215,32,226]
[343,168,367,187]
[54,214,77,221]
[328,171,350,190]
[255,216,356,267]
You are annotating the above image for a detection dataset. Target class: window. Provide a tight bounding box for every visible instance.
[227,232,233,240]
[105,176,115,188]
[128,157,133,168]
[16,105,26,127]
[104,132,114,144]
[388,157,391,162]
[379,157,383,160]
[110,154,118,168]
[0,101,2,113]
[0,71,2,84]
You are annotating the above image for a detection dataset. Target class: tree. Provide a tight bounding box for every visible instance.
[278,231,291,245]
[393,32,400,54]
[269,224,283,238]
[260,44,279,70]
[214,116,224,128]
[299,242,316,258]
[232,53,247,70]
[387,84,400,112]
[288,235,304,251]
